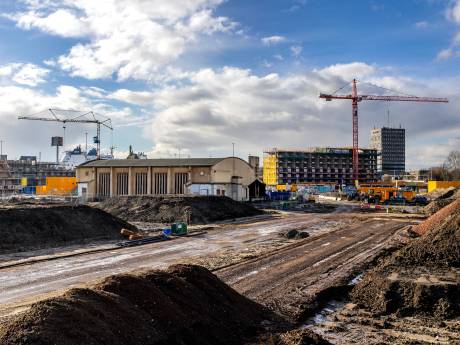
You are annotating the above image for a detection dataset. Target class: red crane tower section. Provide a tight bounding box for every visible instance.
[319,79,448,183]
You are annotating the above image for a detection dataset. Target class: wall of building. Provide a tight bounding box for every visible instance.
[428,180,460,193]
[263,155,277,185]
[211,158,255,186]
[36,177,77,195]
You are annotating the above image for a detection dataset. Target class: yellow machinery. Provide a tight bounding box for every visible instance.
[358,186,416,203]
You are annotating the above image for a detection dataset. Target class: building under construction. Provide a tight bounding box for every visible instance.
[263,147,377,186]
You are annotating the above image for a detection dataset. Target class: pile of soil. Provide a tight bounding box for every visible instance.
[99,195,263,224]
[413,197,460,237]
[422,188,460,215]
[0,265,287,345]
[0,205,136,253]
[351,202,460,319]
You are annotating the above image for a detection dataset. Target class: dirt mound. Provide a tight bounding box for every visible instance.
[422,188,460,215]
[416,197,460,236]
[99,195,263,224]
[0,205,136,253]
[426,187,457,201]
[0,265,285,345]
[351,208,460,319]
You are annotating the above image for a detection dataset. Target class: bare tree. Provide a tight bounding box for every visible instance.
[445,150,460,171]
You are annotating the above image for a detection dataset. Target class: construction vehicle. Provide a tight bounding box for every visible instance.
[358,186,416,204]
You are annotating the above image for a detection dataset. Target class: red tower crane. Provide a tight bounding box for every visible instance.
[319,79,448,183]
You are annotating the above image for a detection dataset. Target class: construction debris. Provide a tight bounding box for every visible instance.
[0,265,290,345]
[98,195,263,224]
[0,205,136,253]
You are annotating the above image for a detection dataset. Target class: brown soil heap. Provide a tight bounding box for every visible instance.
[422,188,460,215]
[99,195,263,224]
[351,203,460,319]
[414,197,460,237]
[0,265,284,345]
[0,205,136,254]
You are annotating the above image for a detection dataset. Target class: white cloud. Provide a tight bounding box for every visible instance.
[436,48,455,61]
[447,0,460,24]
[136,63,458,169]
[0,63,49,86]
[415,21,428,29]
[290,45,302,57]
[315,62,376,81]
[261,35,286,45]
[7,0,236,81]
[438,1,460,60]
[108,89,154,106]
[8,8,89,38]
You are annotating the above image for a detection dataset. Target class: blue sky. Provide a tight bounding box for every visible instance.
[0,0,459,169]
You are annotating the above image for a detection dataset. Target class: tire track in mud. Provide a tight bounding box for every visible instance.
[216,219,410,321]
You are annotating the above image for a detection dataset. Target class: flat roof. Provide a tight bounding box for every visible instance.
[78,157,227,168]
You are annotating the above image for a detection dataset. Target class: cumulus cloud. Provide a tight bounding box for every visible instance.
[261,35,286,45]
[7,0,237,81]
[138,63,458,169]
[0,63,49,87]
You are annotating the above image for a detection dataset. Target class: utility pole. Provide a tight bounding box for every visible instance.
[85,132,88,159]
[0,140,3,160]
[232,143,235,157]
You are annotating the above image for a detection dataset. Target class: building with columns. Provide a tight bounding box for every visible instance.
[75,157,256,202]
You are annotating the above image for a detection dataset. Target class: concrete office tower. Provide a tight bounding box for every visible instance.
[370,127,405,173]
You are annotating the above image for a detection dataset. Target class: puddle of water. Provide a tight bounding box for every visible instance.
[304,299,346,325]
[348,273,363,285]
[304,272,364,326]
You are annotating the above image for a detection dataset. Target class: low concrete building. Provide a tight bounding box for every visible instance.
[76,157,255,201]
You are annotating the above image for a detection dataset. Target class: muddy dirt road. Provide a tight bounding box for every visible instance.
[216,218,411,320]
[0,211,416,324]
[0,213,328,318]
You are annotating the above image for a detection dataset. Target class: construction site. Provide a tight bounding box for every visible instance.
[0,5,459,343]
[0,77,459,345]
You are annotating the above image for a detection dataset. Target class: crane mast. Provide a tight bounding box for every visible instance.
[320,79,448,183]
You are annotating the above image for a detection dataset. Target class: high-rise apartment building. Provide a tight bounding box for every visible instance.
[370,127,405,173]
